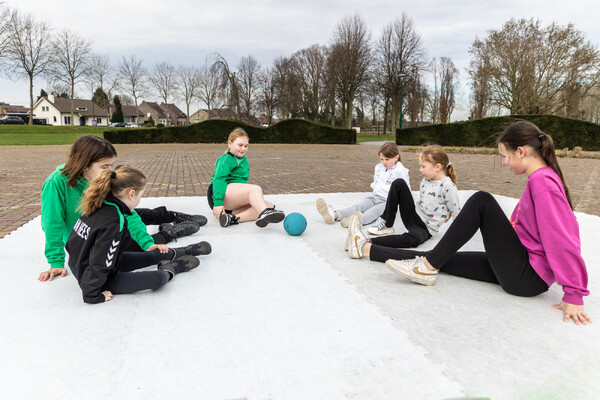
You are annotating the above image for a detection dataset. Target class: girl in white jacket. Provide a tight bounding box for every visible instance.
[316,142,410,227]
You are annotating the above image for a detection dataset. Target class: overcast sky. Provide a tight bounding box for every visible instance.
[2,0,600,121]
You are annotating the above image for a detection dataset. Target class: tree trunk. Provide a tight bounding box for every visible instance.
[28,75,34,125]
[70,83,75,126]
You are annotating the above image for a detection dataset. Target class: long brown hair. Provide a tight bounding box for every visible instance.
[497,120,572,209]
[61,136,117,188]
[80,165,146,215]
[421,145,457,185]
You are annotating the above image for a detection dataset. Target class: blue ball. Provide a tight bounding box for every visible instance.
[284,212,307,236]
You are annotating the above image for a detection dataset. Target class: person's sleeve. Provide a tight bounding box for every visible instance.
[80,226,120,304]
[212,156,234,207]
[40,177,68,269]
[397,166,410,188]
[443,184,461,217]
[370,165,379,191]
[125,211,154,251]
[535,190,589,305]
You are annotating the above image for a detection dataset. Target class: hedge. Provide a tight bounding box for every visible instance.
[104,118,356,144]
[396,115,600,150]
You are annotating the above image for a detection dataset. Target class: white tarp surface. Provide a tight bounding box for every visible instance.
[1,191,597,399]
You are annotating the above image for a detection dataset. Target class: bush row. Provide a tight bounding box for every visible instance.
[396,115,600,150]
[104,118,356,145]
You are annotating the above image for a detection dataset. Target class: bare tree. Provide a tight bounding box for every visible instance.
[374,14,427,131]
[86,54,118,120]
[257,67,278,125]
[292,44,327,121]
[438,57,458,123]
[237,55,260,121]
[149,62,177,125]
[467,55,492,120]
[210,53,240,118]
[468,18,600,116]
[197,63,221,112]
[272,55,301,119]
[47,29,92,125]
[175,65,199,124]
[118,55,146,123]
[330,13,372,128]
[0,3,12,70]
[6,10,52,124]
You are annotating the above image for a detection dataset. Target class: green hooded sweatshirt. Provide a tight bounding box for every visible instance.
[210,151,249,207]
[41,164,154,269]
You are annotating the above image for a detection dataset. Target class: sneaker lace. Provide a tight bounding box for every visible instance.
[375,218,386,230]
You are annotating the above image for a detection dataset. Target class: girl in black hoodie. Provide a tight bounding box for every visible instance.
[66,166,210,304]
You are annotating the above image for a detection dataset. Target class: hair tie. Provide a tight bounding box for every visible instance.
[447,162,452,167]
[538,132,546,140]
[110,171,116,179]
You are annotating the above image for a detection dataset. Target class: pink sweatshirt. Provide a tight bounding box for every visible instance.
[510,167,589,305]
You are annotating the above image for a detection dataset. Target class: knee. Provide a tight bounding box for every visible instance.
[391,178,409,191]
[471,191,493,202]
[151,271,170,289]
[249,184,264,196]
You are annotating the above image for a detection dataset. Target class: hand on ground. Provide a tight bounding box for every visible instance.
[102,291,114,302]
[553,301,592,325]
[38,267,67,282]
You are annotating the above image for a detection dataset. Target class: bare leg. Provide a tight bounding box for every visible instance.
[223,183,273,222]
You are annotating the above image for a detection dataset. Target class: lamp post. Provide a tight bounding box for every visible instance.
[398,73,406,130]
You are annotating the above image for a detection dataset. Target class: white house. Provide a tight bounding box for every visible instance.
[32,95,108,126]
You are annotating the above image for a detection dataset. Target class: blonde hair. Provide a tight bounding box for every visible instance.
[420,145,457,185]
[379,142,401,162]
[80,165,146,215]
[228,127,249,143]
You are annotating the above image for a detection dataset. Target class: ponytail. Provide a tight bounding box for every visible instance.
[421,145,457,185]
[80,165,146,215]
[498,121,573,209]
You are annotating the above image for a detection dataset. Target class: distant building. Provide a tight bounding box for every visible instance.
[139,101,187,126]
[0,102,29,118]
[188,108,238,124]
[107,104,145,124]
[31,95,108,126]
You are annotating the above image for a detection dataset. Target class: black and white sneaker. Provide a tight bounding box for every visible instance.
[158,255,200,281]
[219,212,239,227]
[173,211,208,227]
[255,207,285,228]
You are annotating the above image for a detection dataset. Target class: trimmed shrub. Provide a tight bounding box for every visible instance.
[396,115,600,150]
[104,118,356,144]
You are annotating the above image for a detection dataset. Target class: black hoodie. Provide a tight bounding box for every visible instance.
[65,193,132,304]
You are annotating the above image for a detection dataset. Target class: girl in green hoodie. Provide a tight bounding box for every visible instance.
[39,136,205,282]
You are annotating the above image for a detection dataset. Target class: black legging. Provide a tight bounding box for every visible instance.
[104,249,173,294]
[124,206,176,252]
[370,191,549,297]
[371,178,431,248]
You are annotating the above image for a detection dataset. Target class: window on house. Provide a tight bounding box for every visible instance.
[97,118,102,124]
[64,116,71,125]
[53,116,56,122]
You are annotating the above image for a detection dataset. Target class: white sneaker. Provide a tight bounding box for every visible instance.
[367,217,395,236]
[345,212,362,251]
[316,198,335,224]
[348,214,367,259]
[384,257,438,286]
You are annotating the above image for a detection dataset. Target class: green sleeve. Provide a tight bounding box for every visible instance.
[125,210,154,250]
[211,155,235,207]
[41,175,69,269]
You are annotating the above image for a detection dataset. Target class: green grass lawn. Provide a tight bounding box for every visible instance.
[0,125,129,145]
[357,134,395,142]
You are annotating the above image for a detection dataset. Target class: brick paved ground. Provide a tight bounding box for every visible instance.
[1,143,598,238]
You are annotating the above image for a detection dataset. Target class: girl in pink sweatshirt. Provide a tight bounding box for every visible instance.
[369,121,591,325]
